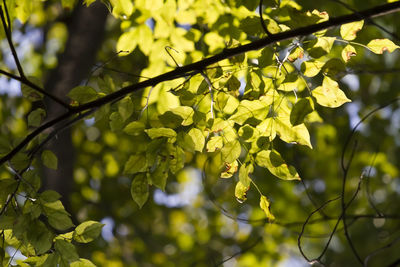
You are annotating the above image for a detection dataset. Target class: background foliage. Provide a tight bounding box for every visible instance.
[1,0,400,266]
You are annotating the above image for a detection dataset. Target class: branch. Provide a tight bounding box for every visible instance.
[1,1,400,166]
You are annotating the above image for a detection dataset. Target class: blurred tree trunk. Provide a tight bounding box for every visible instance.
[43,1,108,209]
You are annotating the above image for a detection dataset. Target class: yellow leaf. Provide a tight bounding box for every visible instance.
[313,76,351,108]
[260,195,275,221]
[341,44,357,62]
[340,20,363,41]
[367,39,400,54]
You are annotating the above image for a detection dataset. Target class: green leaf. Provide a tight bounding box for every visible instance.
[301,60,325,77]
[110,0,134,18]
[54,239,79,263]
[68,86,98,104]
[73,221,104,243]
[239,163,253,187]
[177,132,195,152]
[151,160,169,190]
[340,20,363,40]
[275,117,312,148]
[42,150,58,170]
[221,140,241,163]
[221,160,238,178]
[308,37,336,58]
[43,201,74,230]
[313,76,351,107]
[27,221,53,254]
[259,195,275,221]
[235,181,249,203]
[188,128,205,152]
[341,44,357,62]
[145,128,177,139]
[206,136,223,152]
[367,39,400,54]
[171,106,194,126]
[40,190,62,202]
[290,97,314,126]
[230,100,269,125]
[21,77,44,101]
[28,108,46,127]
[124,121,146,136]
[124,154,147,174]
[70,259,97,267]
[255,150,301,180]
[109,112,124,131]
[15,0,32,23]
[83,0,96,6]
[131,173,149,208]
[118,96,134,121]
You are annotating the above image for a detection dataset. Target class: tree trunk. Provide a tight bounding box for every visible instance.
[43,1,108,209]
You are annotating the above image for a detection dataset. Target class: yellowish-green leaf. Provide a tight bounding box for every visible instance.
[230,100,269,125]
[118,96,134,121]
[15,1,32,23]
[70,259,97,267]
[55,239,79,262]
[83,0,96,6]
[73,221,104,244]
[124,154,147,174]
[131,173,149,208]
[341,44,357,62]
[145,128,177,139]
[259,195,275,221]
[275,118,312,148]
[255,150,300,180]
[42,150,58,170]
[68,86,98,104]
[188,128,205,152]
[313,76,351,107]
[290,97,314,126]
[124,121,145,136]
[308,37,336,58]
[28,108,46,127]
[221,160,239,178]
[367,39,400,54]
[235,181,249,203]
[206,136,223,152]
[239,163,253,187]
[340,20,363,40]
[171,106,194,126]
[110,0,134,18]
[301,60,325,77]
[116,29,138,55]
[221,140,241,163]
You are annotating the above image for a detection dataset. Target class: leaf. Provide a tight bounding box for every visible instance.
[68,86,98,104]
[61,0,77,9]
[28,108,46,127]
[110,0,134,18]
[341,44,357,62]
[206,136,223,152]
[230,100,269,125]
[313,76,351,107]
[43,201,74,230]
[301,60,325,77]
[40,190,61,202]
[259,195,275,221]
[340,20,363,40]
[308,37,336,58]
[27,221,53,254]
[73,221,104,243]
[70,259,97,267]
[116,29,137,54]
[124,121,146,136]
[145,128,177,139]
[255,150,300,180]
[109,112,124,131]
[221,160,238,178]
[367,39,400,54]
[188,128,205,152]
[275,118,312,148]
[221,140,241,163]
[290,97,314,126]
[239,163,253,187]
[130,173,149,208]
[151,159,169,190]
[235,181,249,203]
[124,154,147,174]
[171,106,194,126]
[54,239,79,263]
[83,0,96,6]
[118,96,134,121]
[42,150,58,170]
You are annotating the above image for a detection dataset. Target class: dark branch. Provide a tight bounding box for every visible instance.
[1,1,400,166]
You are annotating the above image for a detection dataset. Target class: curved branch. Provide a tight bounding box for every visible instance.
[1,1,400,166]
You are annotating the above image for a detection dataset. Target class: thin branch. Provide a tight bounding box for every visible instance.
[259,0,271,36]
[0,5,25,78]
[1,2,400,166]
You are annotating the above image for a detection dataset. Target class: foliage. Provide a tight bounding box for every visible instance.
[0,0,400,266]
